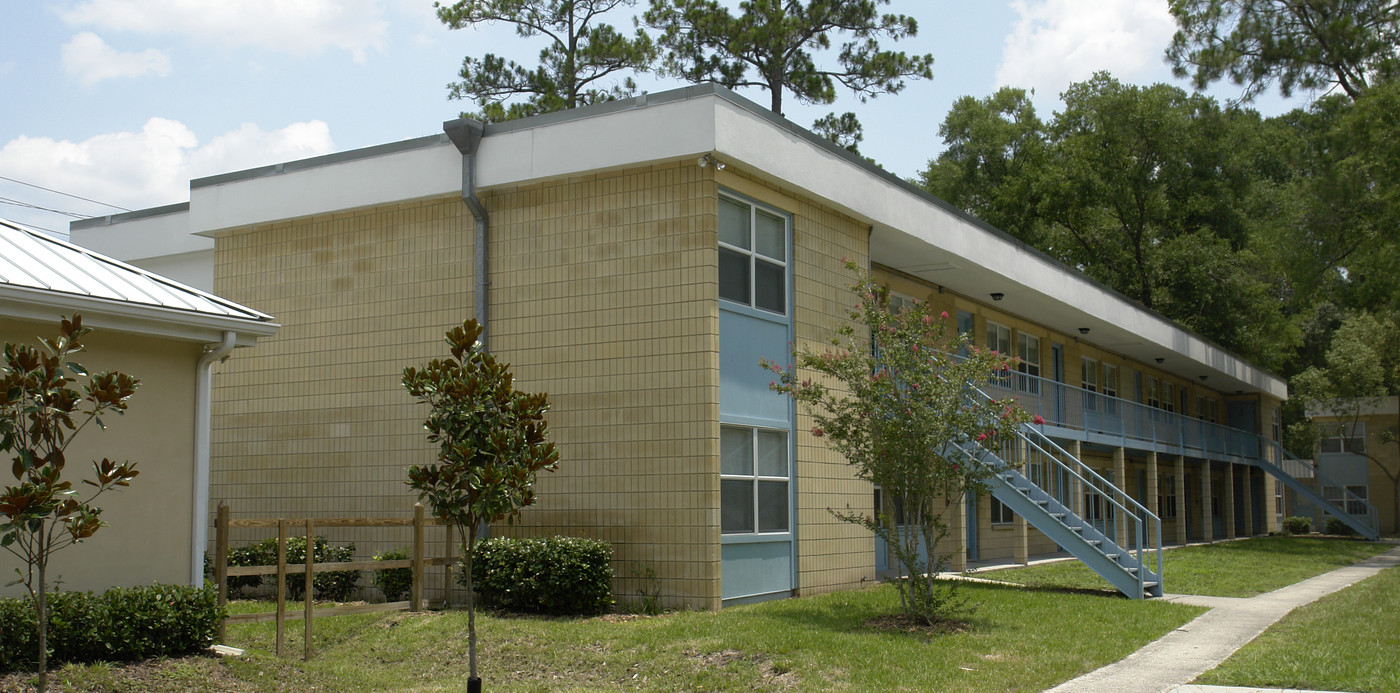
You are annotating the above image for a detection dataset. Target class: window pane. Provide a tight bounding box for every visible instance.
[754,259,785,313]
[756,430,786,476]
[757,480,789,532]
[719,248,750,304]
[721,427,753,475]
[719,197,751,249]
[721,479,755,533]
[754,209,785,261]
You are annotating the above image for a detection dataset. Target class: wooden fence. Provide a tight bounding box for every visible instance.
[212,501,455,660]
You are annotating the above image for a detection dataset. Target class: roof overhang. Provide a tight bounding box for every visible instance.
[1,284,277,346]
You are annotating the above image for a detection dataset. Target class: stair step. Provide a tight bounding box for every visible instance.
[1050,513,1067,520]
[1087,540,1101,546]
[1035,499,1049,506]
[1144,582,1159,589]
[1070,526,1083,533]
[1105,553,1119,560]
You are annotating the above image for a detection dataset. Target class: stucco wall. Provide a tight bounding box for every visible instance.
[0,317,200,596]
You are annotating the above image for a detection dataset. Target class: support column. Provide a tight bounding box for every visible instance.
[1146,451,1159,549]
[1069,440,1085,519]
[1014,438,1029,564]
[1175,456,1187,545]
[1114,447,1127,546]
[1242,466,1254,537]
[1224,463,1237,539]
[1201,462,1213,543]
[1264,474,1279,533]
[950,492,967,572]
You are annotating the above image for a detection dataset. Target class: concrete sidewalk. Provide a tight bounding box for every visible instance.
[1041,546,1400,693]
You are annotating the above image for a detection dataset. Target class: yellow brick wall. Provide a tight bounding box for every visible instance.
[211,163,723,609]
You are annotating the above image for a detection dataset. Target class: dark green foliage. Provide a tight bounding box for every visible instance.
[1166,0,1400,102]
[0,584,223,674]
[372,548,413,602]
[1324,516,1359,537]
[222,536,359,601]
[1283,516,1313,534]
[436,0,655,122]
[461,537,613,615]
[644,0,933,115]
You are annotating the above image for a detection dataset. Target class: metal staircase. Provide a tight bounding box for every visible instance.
[959,384,1164,599]
[1256,441,1379,540]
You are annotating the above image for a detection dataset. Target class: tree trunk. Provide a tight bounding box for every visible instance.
[37,552,48,693]
[465,534,477,682]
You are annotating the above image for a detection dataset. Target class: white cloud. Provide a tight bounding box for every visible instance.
[61,32,171,86]
[0,119,334,213]
[995,0,1177,97]
[60,0,388,63]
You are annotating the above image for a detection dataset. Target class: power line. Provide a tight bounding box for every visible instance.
[0,174,130,212]
[0,195,90,218]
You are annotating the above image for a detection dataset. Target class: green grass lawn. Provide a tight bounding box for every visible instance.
[972,536,1390,597]
[1196,562,1400,693]
[11,581,1204,693]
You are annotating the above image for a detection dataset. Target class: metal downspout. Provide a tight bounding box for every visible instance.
[443,118,489,350]
[193,331,236,585]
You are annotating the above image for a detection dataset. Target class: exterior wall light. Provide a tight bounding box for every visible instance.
[990,292,1004,301]
[1078,327,1090,335]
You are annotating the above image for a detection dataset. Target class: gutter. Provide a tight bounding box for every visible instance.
[192,331,236,585]
[442,118,489,350]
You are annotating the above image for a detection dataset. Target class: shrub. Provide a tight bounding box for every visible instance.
[1282,516,1313,535]
[1324,515,1359,536]
[0,584,223,674]
[461,537,613,616]
[220,536,359,600]
[372,548,413,602]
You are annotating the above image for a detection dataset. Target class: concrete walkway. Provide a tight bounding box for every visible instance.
[1042,546,1400,693]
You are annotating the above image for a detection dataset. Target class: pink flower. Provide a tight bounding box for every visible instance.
[1001,364,1010,372]
[1033,415,1046,425]
[811,427,825,438]
[976,433,988,442]
[922,315,933,325]
[940,311,949,320]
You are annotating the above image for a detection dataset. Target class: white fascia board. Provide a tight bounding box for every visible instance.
[70,207,206,262]
[708,98,1286,399]
[477,98,718,187]
[0,286,278,346]
[189,144,463,237]
[1307,396,1400,419]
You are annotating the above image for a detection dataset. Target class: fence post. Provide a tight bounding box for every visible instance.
[215,501,229,642]
[304,519,315,661]
[412,503,425,612]
[276,518,288,658]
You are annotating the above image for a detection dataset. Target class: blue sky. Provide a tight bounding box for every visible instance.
[1,0,1310,237]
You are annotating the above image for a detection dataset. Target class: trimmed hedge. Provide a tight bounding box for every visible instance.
[222,535,359,600]
[460,537,613,615]
[372,548,413,602]
[1282,516,1313,534]
[0,583,223,674]
[1325,515,1360,536]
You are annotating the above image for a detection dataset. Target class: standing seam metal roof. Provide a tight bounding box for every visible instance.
[0,217,272,323]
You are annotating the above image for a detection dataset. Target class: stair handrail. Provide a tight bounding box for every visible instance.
[961,378,1164,584]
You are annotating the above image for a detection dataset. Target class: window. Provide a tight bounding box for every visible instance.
[718,195,787,315]
[1017,333,1041,394]
[1271,406,1281,442]
[1205,399,1218,424]
[1196,395,1207,421]
[1082,357,1099,412]
[1146,377,1160,408]
[1159,475,1178,519]
[1163,382,1176,413]
[888,293,917,315]
[721,426,789,534]
[1102,364,1118,415]
[1345,485,1369,516]
[986,321,1012,387]
[1319,423,1366,454]
[990,494,1015,524]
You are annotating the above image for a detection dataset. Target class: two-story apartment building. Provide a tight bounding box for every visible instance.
[70,84,1374,607]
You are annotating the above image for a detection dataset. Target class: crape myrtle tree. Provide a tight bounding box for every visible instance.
[765,263,1035,624]
[436,0,656,122]
[643,0,933,142]
[402,319,559,689]
[0,315,140,693]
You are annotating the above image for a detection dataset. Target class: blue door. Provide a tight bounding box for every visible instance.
[966,493,979,560]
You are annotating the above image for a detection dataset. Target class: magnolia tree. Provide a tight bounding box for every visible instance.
[0,315,140,693]
[402,319,558,689]
[766,264,1035,624]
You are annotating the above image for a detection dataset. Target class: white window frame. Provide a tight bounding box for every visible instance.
[720,425,791,535]
[1017,332,1041,394]
[718,193,789,316]
[990,494,1015,525]
[986,321,1012,388]
[1320,422,1366,454]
